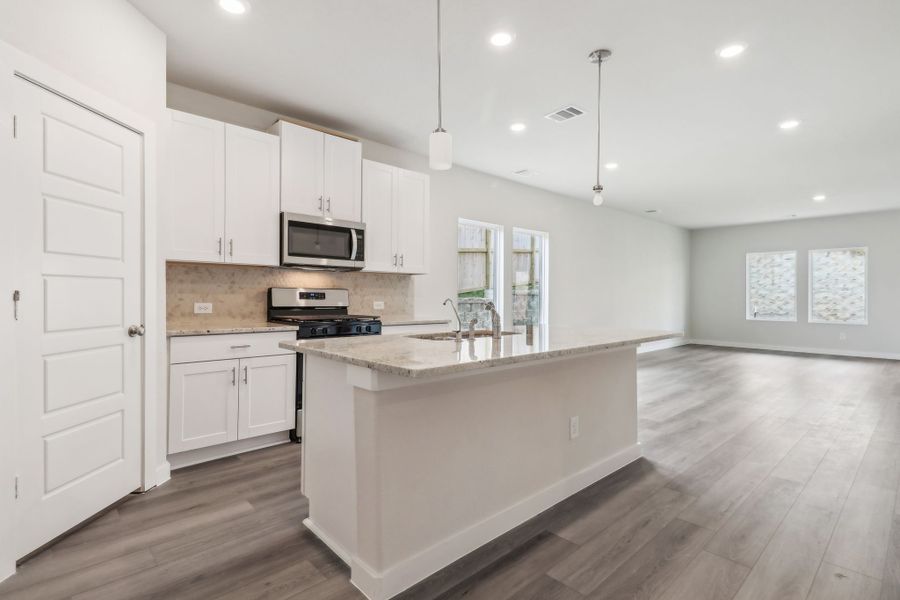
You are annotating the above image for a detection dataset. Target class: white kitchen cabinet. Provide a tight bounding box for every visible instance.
[224,124,280,265]
[238,354,296,439]
[167,110,226,263]
[169,359,240,453]
[166,109,279,266]
[361,160,430,274]
[271,120,361,221]
[168,333,296,457]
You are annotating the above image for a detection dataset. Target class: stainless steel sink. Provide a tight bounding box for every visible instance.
[410,330,518,341]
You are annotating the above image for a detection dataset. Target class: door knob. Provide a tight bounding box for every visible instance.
[128,324,146,337]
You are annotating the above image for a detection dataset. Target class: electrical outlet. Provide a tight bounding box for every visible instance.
[569,416,580,440]
[194,302,213,314]
[373,301,385,310]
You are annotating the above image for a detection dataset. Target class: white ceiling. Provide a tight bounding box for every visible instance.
[129,0,900,229]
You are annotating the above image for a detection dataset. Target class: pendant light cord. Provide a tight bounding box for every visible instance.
[595,57,602,187]
[436,0,443,131]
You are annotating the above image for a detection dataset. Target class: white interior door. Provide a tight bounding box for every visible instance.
[361,160,397,272]
[323,134,361,222]
[237,355,296,439]
[224,124,279,266]
[13,77,144,558]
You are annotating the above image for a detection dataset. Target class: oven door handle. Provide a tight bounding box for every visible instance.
[350,229,359,261]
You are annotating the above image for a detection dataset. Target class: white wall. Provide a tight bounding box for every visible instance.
[690,210,900,358]
[166,84,691,339]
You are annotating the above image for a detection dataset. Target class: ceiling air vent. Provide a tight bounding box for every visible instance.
[544,105,584,123]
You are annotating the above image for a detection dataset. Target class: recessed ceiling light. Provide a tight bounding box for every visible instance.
[717,44,746,59]
[490,32,514,47]
[218,0,249,14]
[812,194,826,202]
[604,162,619,170]
[509,122,526,132]
[779,119,801,130]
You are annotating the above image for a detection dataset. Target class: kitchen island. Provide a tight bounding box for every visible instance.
[280,326,680,600]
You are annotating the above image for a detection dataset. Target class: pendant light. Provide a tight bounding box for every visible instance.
[589,49,611,206]
[429,0,452,170]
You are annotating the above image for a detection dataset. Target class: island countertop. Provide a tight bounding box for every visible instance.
[279,326,681,378]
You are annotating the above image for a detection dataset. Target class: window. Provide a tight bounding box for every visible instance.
[457,219,503,329]
[512,228,549,325]
[809,247,867,324]
[746,251,797,321]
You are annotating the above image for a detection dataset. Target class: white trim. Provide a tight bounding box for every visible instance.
[0,40,161,579]
[154,462,172,488]
[347,444,642,600]
[303,518,353,565]
[807,247,868,326]
[688,339,900,361]
[167,433,291,470]
[637,337,690,353]
[745,250,797,322]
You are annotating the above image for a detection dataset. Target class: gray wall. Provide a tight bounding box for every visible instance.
[690,210,900,358]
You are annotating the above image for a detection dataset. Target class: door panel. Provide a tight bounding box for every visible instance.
[323,134,361,222]
[169,360,239,453]
[14,78,143,558]
[167,110,226,263]
[238,355,295,439]
[361,160,397,273]
[396,169,429,274]
[224,124,279,266]
[278,121,324,216]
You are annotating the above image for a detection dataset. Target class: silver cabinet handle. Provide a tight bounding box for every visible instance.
[229,239,234,257]
[243,366,248,384]
[326,197,332,213]
[12,290,20,320]
[217,237,223,256]
[392,254,397,266]
[318,196,323,212]
[232,366,236,386]
[127,324,145,337]
[400,254,404,267]
[230,344,251,349]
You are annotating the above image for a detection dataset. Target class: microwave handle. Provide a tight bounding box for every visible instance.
[350,229,359,260]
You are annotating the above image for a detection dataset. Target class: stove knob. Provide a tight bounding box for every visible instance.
[355,326,362,333]
[365,325,371,332]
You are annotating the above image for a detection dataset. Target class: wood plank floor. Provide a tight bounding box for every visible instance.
[2,345,899,600]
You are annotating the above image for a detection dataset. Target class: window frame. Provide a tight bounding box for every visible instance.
[511,227,550,326]
[807,246,869,326]
[745,250,798,322]
[456,218,505,322]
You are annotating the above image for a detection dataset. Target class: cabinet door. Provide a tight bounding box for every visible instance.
[167,110,226,262]
[323,134,362,222]
[277,121,324,216]
[169,360,239,453]
[361,160,398,272]
[238,355,296,439]
[396,169,430,274]
[224,124,280,266]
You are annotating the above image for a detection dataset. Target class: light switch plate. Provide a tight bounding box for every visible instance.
[373,301,385,310]
[194,302,213,314]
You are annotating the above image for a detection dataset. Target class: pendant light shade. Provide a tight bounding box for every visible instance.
[430,129,453,170]
[589,49,611,206]
[429,0,452,170]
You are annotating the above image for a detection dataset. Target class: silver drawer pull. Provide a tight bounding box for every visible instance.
[230,344,251,349]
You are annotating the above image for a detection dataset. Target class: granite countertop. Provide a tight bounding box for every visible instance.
[279,326,681,378]
[380,318,452,327]
[167,320,299,337]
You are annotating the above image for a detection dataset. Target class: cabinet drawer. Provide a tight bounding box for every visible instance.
[170,332,296,364]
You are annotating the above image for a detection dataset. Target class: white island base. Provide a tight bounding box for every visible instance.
[300,342,650,600]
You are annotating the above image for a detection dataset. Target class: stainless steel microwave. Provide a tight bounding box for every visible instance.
[280,212,365,270]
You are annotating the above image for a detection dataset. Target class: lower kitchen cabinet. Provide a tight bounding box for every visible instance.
[168,332,296,455]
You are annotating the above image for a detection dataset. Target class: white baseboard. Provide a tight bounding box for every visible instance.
[345,443,643,600]
[154,461,171,488]
[167,432,291,470]
[689,339,900,361]
[638,337,689,354]
[303,518,352,565]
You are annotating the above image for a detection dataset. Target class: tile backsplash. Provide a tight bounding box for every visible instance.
[166,262,414,323]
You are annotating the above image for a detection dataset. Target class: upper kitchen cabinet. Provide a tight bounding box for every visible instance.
[270,120,361,222]
[362,160,430,274]
[166,110,279,266]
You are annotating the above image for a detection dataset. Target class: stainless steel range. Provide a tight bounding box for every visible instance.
[267,287,382,440]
